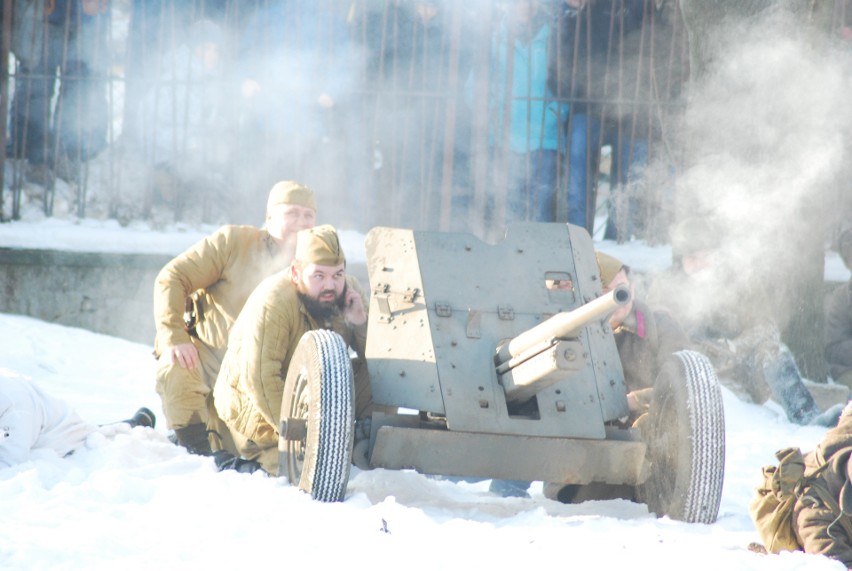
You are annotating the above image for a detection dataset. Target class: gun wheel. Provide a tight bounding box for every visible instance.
[637,350,725,523]
[279,330,354,502]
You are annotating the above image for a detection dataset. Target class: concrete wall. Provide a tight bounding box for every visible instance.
[0,248,372,346]
[0,248,172,346]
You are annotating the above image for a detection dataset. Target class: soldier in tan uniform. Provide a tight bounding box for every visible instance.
[153,180,317,457]
[214,225,371,474]
[595,251,688,418]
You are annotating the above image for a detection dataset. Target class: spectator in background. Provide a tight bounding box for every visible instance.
[825,224,852,389]
[237,0,360,214]
[599,0,684,242]
[361,0,466,230]
[137,18,233,225]
[471,0,568,226]
[552,0,608,234]
[838,0,852,42]
[551,0,676,236]
[8,0,110,186]
[123,0,230,130]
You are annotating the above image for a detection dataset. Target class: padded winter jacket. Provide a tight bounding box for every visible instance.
[213,271,367,449]
[153,225,293,358]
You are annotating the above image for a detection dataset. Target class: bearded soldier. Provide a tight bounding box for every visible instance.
[213,225,371,474]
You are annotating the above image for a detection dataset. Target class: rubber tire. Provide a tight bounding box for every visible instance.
[637,350,725,523]
[279,330,354,502]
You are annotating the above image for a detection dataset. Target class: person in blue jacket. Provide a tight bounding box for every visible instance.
[479,0,569,225]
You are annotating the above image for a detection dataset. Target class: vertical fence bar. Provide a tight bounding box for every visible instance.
[0,0,11,221]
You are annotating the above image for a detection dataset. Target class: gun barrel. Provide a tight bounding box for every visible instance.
[495,285,630,366]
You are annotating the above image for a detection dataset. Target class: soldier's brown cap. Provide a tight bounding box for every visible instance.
[595,251,624,287]
[295,224,345,267]
[671,216,719,259]
[267,180,316,212]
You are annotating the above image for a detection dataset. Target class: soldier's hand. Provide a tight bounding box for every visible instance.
[626,391,640,413]
[170,343,199,369]
[343,288,367,326]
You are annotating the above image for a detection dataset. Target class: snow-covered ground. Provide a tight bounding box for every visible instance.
[0,309,844,571]
[0,217,850,570]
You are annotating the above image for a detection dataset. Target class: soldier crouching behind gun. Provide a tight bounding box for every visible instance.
[646,216,840,427]
[491,250,688,500]
[213,225,373,475]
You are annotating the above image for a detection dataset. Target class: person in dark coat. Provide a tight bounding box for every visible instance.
[9,0,110,185]
[825,225,852,389]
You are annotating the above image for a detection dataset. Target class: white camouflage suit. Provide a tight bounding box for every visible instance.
[0,379,95,468]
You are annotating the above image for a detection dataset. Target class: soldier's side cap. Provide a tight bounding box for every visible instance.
[267,180,316,212]
[671,216,719,259]
[295,224,345,267]
[595,251,624,287]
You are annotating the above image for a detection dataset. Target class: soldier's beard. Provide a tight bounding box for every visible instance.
[297,283,347,323]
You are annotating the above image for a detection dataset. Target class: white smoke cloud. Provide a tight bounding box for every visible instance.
[663,6,852,332]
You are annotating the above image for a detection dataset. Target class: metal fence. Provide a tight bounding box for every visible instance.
[0,0,849,242]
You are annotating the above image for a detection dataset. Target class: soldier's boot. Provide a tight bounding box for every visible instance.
[174,422,214,456]
[808,403,845,428]
[211,450,266,474]
[123,407,156,429]
[174,423,265,474]
[759,345,821,425]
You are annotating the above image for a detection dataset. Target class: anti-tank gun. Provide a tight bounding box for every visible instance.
[495,285,630,404]
[277,223,725,524]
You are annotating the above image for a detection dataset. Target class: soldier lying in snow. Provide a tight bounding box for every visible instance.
[751,401,852,567]
[0,378,154,469]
